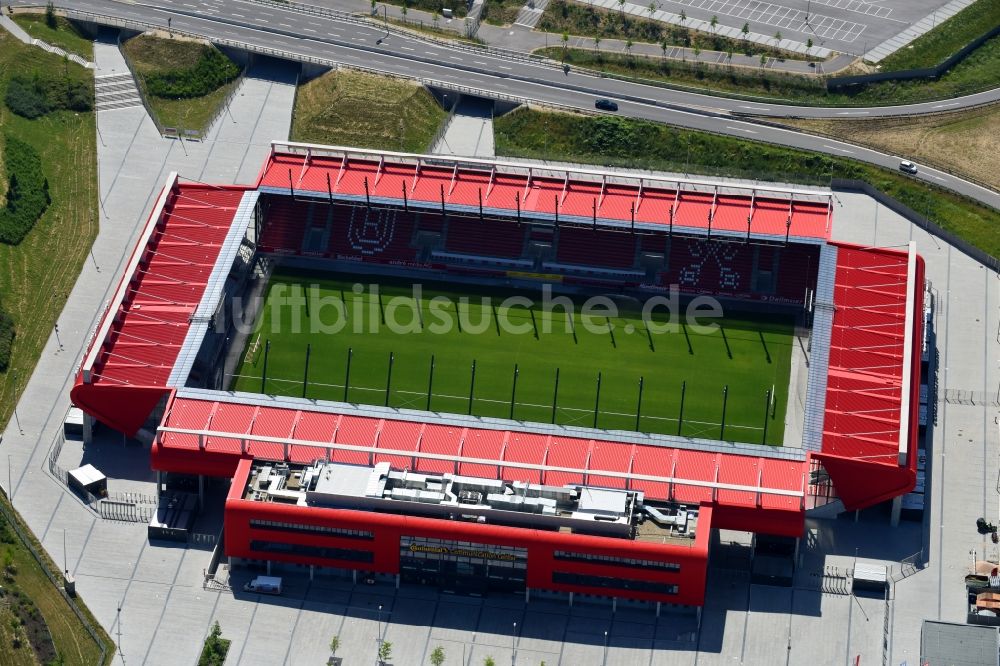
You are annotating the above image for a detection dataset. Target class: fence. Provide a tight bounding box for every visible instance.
[0,491,110,664]
[828,24,1000,91]
[831,179,1000,273]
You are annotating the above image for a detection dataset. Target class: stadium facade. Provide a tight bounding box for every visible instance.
[70,143,926,608]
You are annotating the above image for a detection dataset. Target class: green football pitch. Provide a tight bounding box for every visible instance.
[232,270,796,445]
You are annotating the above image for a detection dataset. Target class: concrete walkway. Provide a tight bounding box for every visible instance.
[0,33,297,665]
[432,96,496,157]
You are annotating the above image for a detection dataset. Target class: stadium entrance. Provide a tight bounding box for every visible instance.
[399,536,527,595]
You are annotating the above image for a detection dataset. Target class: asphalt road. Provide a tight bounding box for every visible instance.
[33,0,1000,209]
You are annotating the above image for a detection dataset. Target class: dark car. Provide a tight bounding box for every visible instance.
[595,98,618,112]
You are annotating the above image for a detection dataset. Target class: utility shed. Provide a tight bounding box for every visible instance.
[67,464,107,498]
[921,620,999,666]
[852,561,888,594]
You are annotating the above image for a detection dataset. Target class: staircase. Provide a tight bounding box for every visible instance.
[94,72,142,111]
[514,0,548,27]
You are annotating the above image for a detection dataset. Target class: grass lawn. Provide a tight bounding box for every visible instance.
[782,104,1000,191]
[0,31,99,443]
[291,70,447,152]
[121,34,240,134]
[494,107,1000,260]
[481,0,523,26]
[142,78,239,133]
[11,14,93,60]
[877,0,1000,70]
[0,496,112,665]
[233,271,792,445]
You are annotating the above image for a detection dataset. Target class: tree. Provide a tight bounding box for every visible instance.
[710,15,718,35]
[774,30,781,46]
[679,9,686,23]
[661,38,668,60]
[378,640,393,665]
[741,22,749,38]
[430,646,446,666]
[371,0,377,15]
[759,52,766,68]
[726,48,733,69]
[45,1,57,29]
[433,10,440,26]
[617,0,625,20]
[625,37,633,59]
[806,37,813,49]
[648,1,656,22]
[483,659,496,666]
[329,636,340,656]
[561,31,569,53]
[401,2,408,22]
[594,35,601,52]
[692,44,700,61]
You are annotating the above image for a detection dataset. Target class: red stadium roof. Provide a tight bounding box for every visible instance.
[71,177,248,435]
[257,143,833,242]
[152,392,809,536]
[815,242,924,509]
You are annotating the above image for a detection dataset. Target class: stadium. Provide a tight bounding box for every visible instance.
[69,141,927,610]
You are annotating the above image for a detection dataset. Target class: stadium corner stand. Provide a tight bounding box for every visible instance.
[70,143,925,608]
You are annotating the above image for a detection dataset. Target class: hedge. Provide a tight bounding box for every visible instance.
[0,307,13,372]
[4,71,93,119]
[0,134,50,245]
[145,48,241,99]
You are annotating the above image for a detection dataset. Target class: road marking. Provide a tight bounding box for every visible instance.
[400,46,415,51]
[726,126,757,134]
[231,12,244,17]
[303,28,316,32]
[930,175,947,182]
[835,111,869,115]
[279,22,292,27]
[739,105,771,111]
[474,61,488,65]
[932,102,959,109]
[823,144,854,154]
[499,65,512,70]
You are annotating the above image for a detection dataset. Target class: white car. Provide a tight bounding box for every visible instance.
[899,160,918,174]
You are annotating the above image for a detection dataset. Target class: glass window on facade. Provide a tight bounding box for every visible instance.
[553,550,681,572]
[399,536,527,594]
[249,519,374,540]
[552,571,679,596]
[250,540,374,563]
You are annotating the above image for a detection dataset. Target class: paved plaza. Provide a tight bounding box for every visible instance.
[1,34,999,664]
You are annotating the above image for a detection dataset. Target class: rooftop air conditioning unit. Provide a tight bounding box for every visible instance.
[458,490,483,505]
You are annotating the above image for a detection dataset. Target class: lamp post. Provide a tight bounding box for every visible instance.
[375,603,383,666]
[511,621,517,666]
[603,630,609,666]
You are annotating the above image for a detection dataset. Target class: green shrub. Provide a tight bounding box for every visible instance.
[198,621,230,666]
[144,48,240,99]
[4,72,93,119]
[0,134,50,245]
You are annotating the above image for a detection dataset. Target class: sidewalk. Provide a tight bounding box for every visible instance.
[0,34,298,664]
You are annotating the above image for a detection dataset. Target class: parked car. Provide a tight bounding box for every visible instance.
[244,575,283,595]
[899,160,918,174]
[595,98,619,112]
